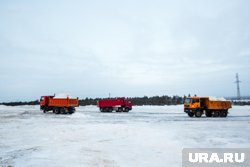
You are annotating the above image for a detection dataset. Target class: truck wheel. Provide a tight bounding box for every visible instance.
[188,112,194,117]
[124,108,129,112]
[213,111,220,117]
[103,108,108,112]
[220,110,227,117]
[108,108,113,112]
[117,108,122,112]
[55,108,60,114]
[60,108,64,114]
[61,108,67,114]
[43,106,47,113]
[69,107,75,114]
[68,107,75,114]
[205,111,212,117]
[195,111,202,117]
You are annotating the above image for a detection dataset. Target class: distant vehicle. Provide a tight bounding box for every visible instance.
[184,96,232,117]
[40,95,79,114]
[97,97,132,112]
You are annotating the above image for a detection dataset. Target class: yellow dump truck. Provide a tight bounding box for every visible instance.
[184,97,232,117]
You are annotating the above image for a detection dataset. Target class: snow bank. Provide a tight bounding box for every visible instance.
[208,96,227,101]
[53,93,77,99]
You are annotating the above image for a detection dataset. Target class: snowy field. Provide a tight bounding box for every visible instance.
[0,105,250,167]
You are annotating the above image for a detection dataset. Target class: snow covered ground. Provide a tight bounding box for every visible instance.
[0,105,250,167]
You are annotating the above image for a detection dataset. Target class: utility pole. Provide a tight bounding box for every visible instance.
[109,93,111,98]
[235,73,241,100]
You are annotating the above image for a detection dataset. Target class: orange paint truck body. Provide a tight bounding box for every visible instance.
[40,95,79,114]
[184,97,232,117]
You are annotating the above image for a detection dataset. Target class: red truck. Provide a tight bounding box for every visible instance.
[40,95,79,114]
[97,97,132,112]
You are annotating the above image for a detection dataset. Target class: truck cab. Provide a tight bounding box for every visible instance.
[184,97,205,117]
[124,99,132,109]
[40,96,53,110]
[184,97,201,109]
[40,96,47,110]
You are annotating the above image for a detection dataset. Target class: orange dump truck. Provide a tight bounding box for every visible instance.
[40,95,79,114]
[184,97,232,117]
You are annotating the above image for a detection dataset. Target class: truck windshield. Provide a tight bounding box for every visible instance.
[185,98,191,103]
[192,99,200,103]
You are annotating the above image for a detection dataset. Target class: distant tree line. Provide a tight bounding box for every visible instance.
[1,96,250,106]
[130,96,183,106]
[67,95,184,106]
[0,96,184,106]
[0,100,39,106]
[231,101,250,106]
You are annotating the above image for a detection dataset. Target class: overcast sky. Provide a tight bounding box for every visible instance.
[0,0,250,102]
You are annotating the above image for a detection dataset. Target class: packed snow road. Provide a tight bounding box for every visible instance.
[0,105,250,167]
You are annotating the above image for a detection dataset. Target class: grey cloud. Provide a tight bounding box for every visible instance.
[0,0,250,101]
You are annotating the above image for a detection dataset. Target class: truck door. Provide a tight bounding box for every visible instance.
[40,96,45,105]
[191,98,200,108]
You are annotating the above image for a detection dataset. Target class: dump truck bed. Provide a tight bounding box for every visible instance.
[202,98,231,110]
[97,98,126,108]
[48,98,79,107]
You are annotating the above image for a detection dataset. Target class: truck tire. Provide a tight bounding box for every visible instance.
[55,108,60,114]
[195,111,202,117]
[68,107,75,114]
[188,112,194,117]
[60,108,66,114]
[43,105,48,113]
[205,111,212,117]
[124,108,129,112]
[108,108,113,112]
[220,110,228,117]
[117,108,122,112]
[213,111,220,117]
